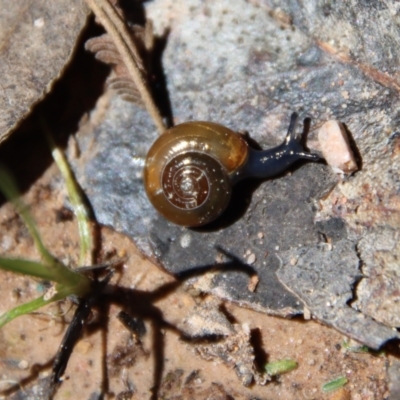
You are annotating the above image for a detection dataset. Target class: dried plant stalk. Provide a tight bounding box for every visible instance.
[86,34,143,106]
[84,0,166,134]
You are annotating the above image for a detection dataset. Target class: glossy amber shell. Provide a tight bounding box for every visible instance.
[144,121,249,226]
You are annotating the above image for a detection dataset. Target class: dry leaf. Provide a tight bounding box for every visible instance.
[85,21,154,106]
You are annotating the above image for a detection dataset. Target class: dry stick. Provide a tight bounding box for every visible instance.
[85,0,166,134]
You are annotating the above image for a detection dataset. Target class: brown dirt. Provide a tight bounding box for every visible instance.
[0,159,392,400]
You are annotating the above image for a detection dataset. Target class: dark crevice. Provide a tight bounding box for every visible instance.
[0,16,110,204]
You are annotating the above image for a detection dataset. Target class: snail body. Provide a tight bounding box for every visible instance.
[144,113,319,227]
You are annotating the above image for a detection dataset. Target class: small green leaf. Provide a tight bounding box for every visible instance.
[342,340,370,353]
[265,359,298,376]
[322,376,348,392]
[0,257,66,283]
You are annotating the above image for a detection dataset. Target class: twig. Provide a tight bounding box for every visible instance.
[84,0,166,134]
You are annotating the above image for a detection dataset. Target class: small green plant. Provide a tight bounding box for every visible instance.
[0,138,94,328]
[322,376,348,392]
[265,359,298,376]
[342,340,370,353]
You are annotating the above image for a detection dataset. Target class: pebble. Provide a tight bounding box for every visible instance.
[18,360,29,370]
[247,253,256,264]
[318,120,358,174]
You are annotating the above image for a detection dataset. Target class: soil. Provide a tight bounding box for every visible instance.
[0,159,392,399]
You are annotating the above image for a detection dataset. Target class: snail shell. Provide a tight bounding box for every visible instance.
[144,121,249,227]
[144,114,319,227]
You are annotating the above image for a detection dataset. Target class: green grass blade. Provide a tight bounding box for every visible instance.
[0,256,92,296]
[0,257,67,283]
[0,296,54,328]
[0,168,58,267]
[0,168,91,293]
[0,160,93,329]
[49,140,94,267]
[0,279,93,329]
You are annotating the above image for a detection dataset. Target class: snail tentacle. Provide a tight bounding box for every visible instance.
[284,112,320,161]
[285,111,300,142]
[235,113,320,182]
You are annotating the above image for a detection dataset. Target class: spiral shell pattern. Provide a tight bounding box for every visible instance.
[144,121,248,226]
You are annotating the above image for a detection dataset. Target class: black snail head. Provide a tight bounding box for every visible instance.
[144,113,320,227]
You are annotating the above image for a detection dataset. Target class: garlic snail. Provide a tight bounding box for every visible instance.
[144,112,319,227]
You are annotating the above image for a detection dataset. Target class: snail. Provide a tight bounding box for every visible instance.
[144,112,320,227]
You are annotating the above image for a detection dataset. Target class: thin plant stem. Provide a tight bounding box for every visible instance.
[0,260,91,328]
[0,296,53,328]
[0,275,84,329]
[85,0,166,134]
[0,168,92,320]
[0,168,58,267]
[44,129,94,267]
[53,146,94,266]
